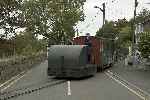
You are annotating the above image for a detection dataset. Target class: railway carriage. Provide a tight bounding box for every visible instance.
[73,36,115,71]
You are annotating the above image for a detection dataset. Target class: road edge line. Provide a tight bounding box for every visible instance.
[105,72,145,100]
[0,71,26,88]
[107,70,150,97]
[1,74,27,92]
[0,70,30,92]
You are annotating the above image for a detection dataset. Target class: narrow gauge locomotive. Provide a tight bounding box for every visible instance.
[47,36,115,78]
[47,45,97,78]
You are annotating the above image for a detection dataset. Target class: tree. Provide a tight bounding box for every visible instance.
[136,9,150,58]
[0,0,24,38]
[119,26,132,47]
[50,3,85,44]
[96,19,130,42]
[96,18,133,49]
[138,32,150,58]
[14,31,47,55]
[22,0,51,37]
[96,21,118,39]
[22,0,86,44]
[136,8,150,24]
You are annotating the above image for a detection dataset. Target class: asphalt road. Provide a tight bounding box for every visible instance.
[109,61,150,95]
[0,61,143,100]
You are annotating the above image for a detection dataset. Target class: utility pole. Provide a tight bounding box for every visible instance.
[132,0,138,64]
[133,0,138,43]
[102,3,106,26]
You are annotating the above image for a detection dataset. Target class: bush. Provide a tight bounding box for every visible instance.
[138,32,150,58]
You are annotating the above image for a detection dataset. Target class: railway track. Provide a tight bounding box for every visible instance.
[0,78,67,100]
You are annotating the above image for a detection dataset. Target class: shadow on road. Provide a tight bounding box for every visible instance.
[53,75,94,81]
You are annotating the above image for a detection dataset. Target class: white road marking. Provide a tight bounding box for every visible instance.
[67,81,71,96]
[105,72,145,100]
[107,70,113,75]
[1,74,26,92]
[0,71,26,88]
[0,71,30,92]
[107,70,150,97]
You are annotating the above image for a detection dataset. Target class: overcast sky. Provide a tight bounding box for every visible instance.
[77,0,150,36]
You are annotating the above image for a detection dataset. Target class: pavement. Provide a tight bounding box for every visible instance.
[0,61,148,100]
[109,60,150,94]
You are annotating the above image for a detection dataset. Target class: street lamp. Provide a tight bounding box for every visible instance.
[94,3,105,26]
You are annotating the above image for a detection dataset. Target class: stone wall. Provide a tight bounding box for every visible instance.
[0,52,47,84]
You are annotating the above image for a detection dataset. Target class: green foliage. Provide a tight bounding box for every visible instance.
[14,32,47,55]
[96,8,150,59]
[96,19,131,48]
[136,9,150,58]
[136,8,150,24]
[22,0,51,37]
[0,0,86,56]
[22,0,86,44]
[119,26,132,47]
[0,0,24,38]
[0,0,86,41]
[138,32,150,58]
[96,21,118,38]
